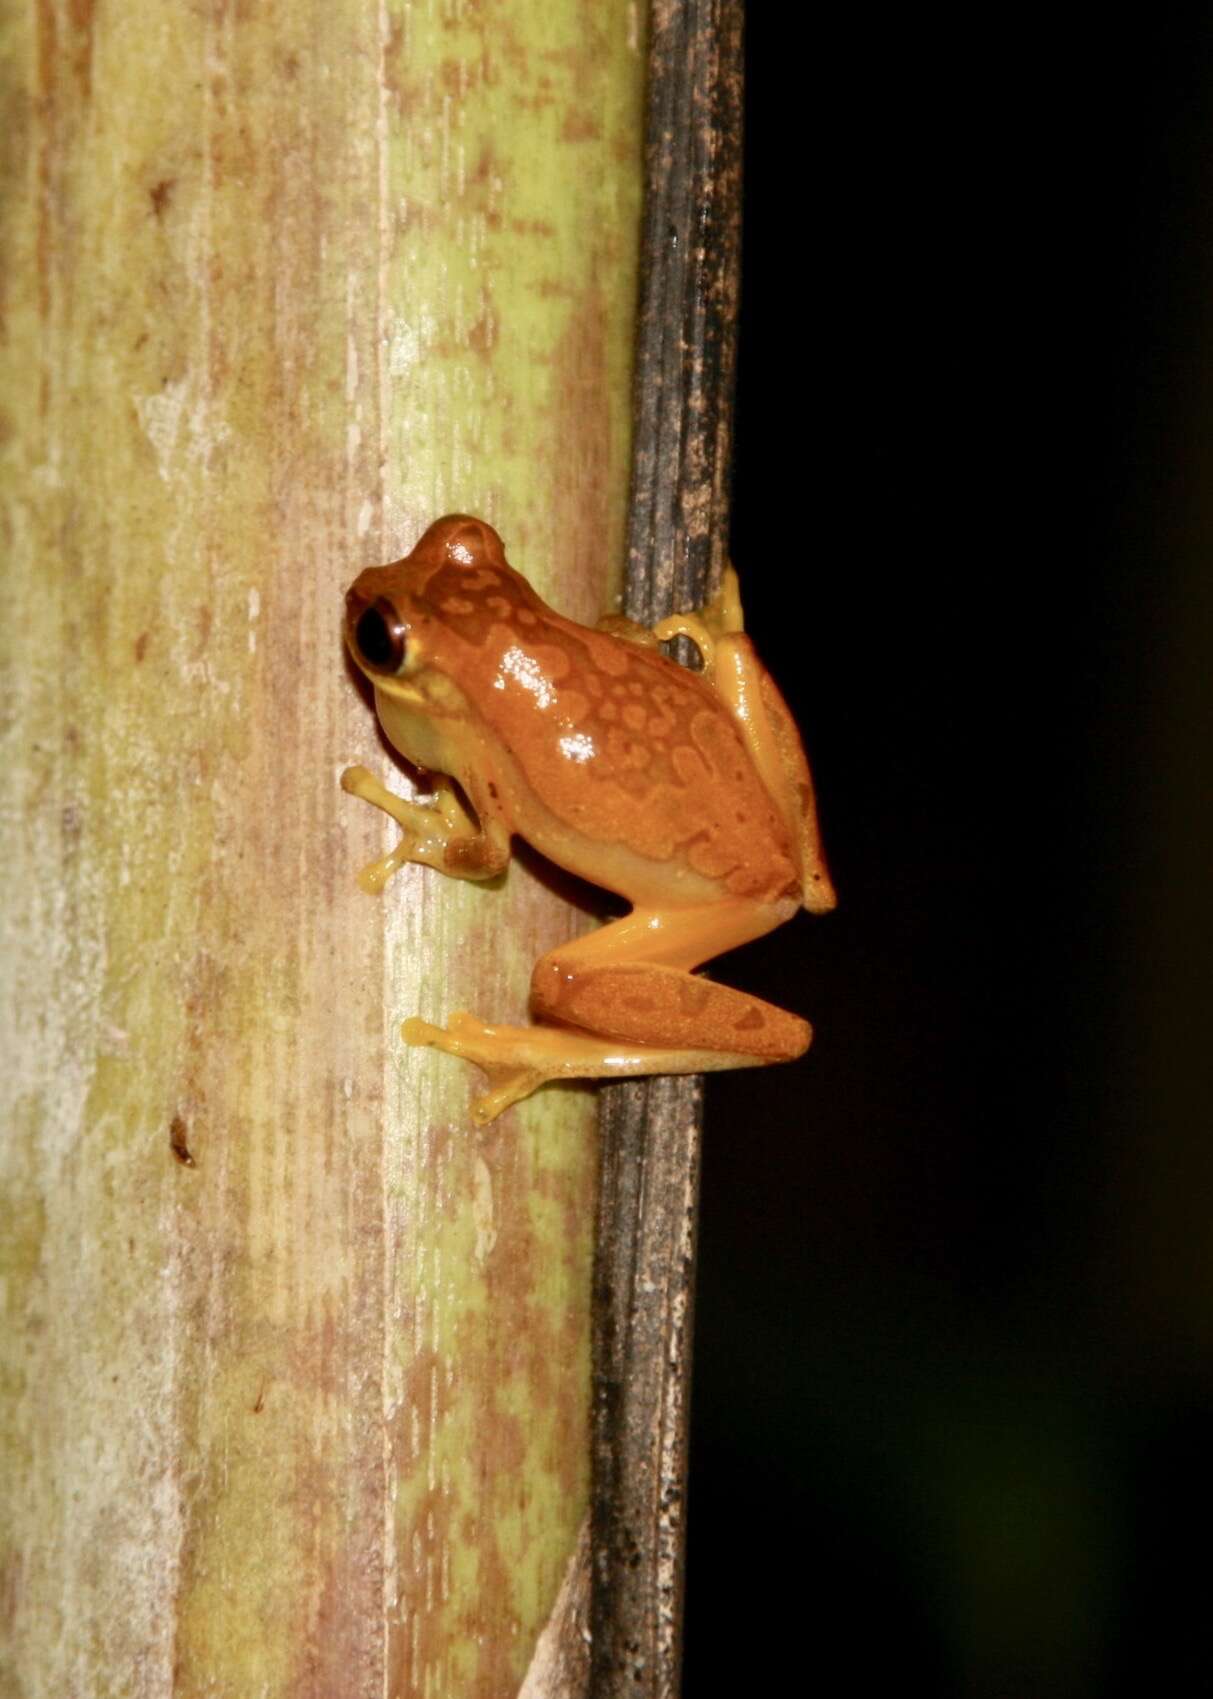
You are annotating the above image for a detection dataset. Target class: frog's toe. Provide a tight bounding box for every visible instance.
[469,1072,544,1125]
[402,1014,449,1048]
[402,1010,499,1052]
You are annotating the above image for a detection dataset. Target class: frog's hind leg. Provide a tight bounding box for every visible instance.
[529,897,811,1061]
[404,899,808,1123]
[402,1009,771,1126]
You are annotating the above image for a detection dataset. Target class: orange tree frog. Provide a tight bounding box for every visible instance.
[341,515,835,1124]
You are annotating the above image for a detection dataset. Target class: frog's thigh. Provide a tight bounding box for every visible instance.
[531,900,810,1063]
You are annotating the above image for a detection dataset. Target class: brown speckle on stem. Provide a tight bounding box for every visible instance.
[148,178,175,218]
[169,1116,196,1168]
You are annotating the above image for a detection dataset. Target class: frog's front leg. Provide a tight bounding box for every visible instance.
[340,765,509,894]
[404,897,807,1123]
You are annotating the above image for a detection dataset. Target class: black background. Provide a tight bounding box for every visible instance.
[683,12,1213,1693]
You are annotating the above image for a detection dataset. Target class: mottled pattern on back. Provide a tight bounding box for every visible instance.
[416,553,799,904]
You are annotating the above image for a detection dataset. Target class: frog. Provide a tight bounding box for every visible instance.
[341,515,836,1123]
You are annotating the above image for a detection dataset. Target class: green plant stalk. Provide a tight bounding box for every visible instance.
[0,2,644,1693]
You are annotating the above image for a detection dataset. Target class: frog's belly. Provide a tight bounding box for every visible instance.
[522,804,726,907]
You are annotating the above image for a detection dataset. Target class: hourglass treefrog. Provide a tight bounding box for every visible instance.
[342,516,835,1122]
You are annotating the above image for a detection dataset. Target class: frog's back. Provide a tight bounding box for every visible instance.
[409,518,802,907]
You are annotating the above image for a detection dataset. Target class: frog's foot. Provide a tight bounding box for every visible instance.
[402,1010,775,1124]
[403,1013,554,1124]
[649,565,745,676]
[341,765,508,891]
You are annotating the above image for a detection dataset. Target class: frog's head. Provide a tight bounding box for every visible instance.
[344,515,514,770]
[345,515,506,680]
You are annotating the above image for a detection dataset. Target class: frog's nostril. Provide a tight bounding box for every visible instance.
[354,597,407,673]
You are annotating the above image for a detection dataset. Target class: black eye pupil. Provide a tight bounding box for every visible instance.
[356,599,406,671]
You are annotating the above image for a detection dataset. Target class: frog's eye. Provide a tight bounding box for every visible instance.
[354,598,408,674]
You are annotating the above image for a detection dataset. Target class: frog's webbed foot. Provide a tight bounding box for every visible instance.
[403,1013,559,1125]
